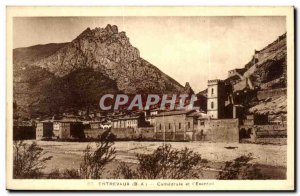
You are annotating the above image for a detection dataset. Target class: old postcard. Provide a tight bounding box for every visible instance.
[6,6,294,191]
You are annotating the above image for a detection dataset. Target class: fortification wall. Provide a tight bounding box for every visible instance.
[257,88,286,100]
[256,124,287,131]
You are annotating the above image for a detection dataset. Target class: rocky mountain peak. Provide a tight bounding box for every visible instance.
[13,24,184,117]
[33,24,140,78]
[183,82,195,95]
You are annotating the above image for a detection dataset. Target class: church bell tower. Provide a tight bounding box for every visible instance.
[207,79,226,119]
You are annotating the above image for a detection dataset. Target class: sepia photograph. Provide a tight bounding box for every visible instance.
[6,6,295,191]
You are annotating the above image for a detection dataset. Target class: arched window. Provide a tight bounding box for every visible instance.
[188,122,191,129]
[179,123,181,129]
[169,123,171,129]
[211,88,214,95]
[159,124,162,130]
[211,101,214,109]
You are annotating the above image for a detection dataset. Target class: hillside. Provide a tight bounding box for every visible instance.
[13,43,69,70]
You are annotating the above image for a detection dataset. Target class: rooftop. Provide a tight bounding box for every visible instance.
[112,116,140,121]
[156,110,195,117]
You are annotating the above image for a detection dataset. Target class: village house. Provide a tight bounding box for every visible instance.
[13,120,35,140]
[53,120,84,139]
[101,121,112,129]
[36,121,54,140]
[36,120,84,140]
[112,114,148,129]
[144,109,163,126]
[89,121,103,129]
[89,121,111,129]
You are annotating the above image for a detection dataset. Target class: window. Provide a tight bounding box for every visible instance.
[200,121,204,125]
[188,122,191,129]
[211,88,214,95]
[179,123,181,129]
[159,124,161,130]
[169,123,171,129]
[211,101,214,109]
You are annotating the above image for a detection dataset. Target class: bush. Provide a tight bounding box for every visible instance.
[48,168,81,179]
[116,144,205,179]
[218,153,265,180]
[13,140,52,178]
[79,131,116,179]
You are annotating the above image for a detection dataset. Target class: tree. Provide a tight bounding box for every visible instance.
[13,140,52,178]
[116,144,205,179]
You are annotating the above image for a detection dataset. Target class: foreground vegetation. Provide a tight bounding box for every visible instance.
[14,137,268,179]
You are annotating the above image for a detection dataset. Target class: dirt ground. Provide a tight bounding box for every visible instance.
[26,140,287,179]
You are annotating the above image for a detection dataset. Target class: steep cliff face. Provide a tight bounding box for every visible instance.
[30,24,183,94]
[13,24,184,118]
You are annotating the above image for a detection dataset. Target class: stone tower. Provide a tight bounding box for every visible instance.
[207,79,226,119]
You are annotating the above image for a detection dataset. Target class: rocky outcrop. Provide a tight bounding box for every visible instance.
[13,24,184,118]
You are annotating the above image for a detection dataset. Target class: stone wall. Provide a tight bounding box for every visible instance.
[111,128,135,139]
[136,127,155,139]
[155,131,194,141]
[240,124,287,144]
[203,119,239,142]
[84,129,107,139]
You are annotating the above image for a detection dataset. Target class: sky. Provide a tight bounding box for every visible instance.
[13,16,286,92]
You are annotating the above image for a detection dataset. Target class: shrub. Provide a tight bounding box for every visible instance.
[79,131,116,179]
[116,144,204,179]
[218,153,265,180]
[13,140,52,178]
